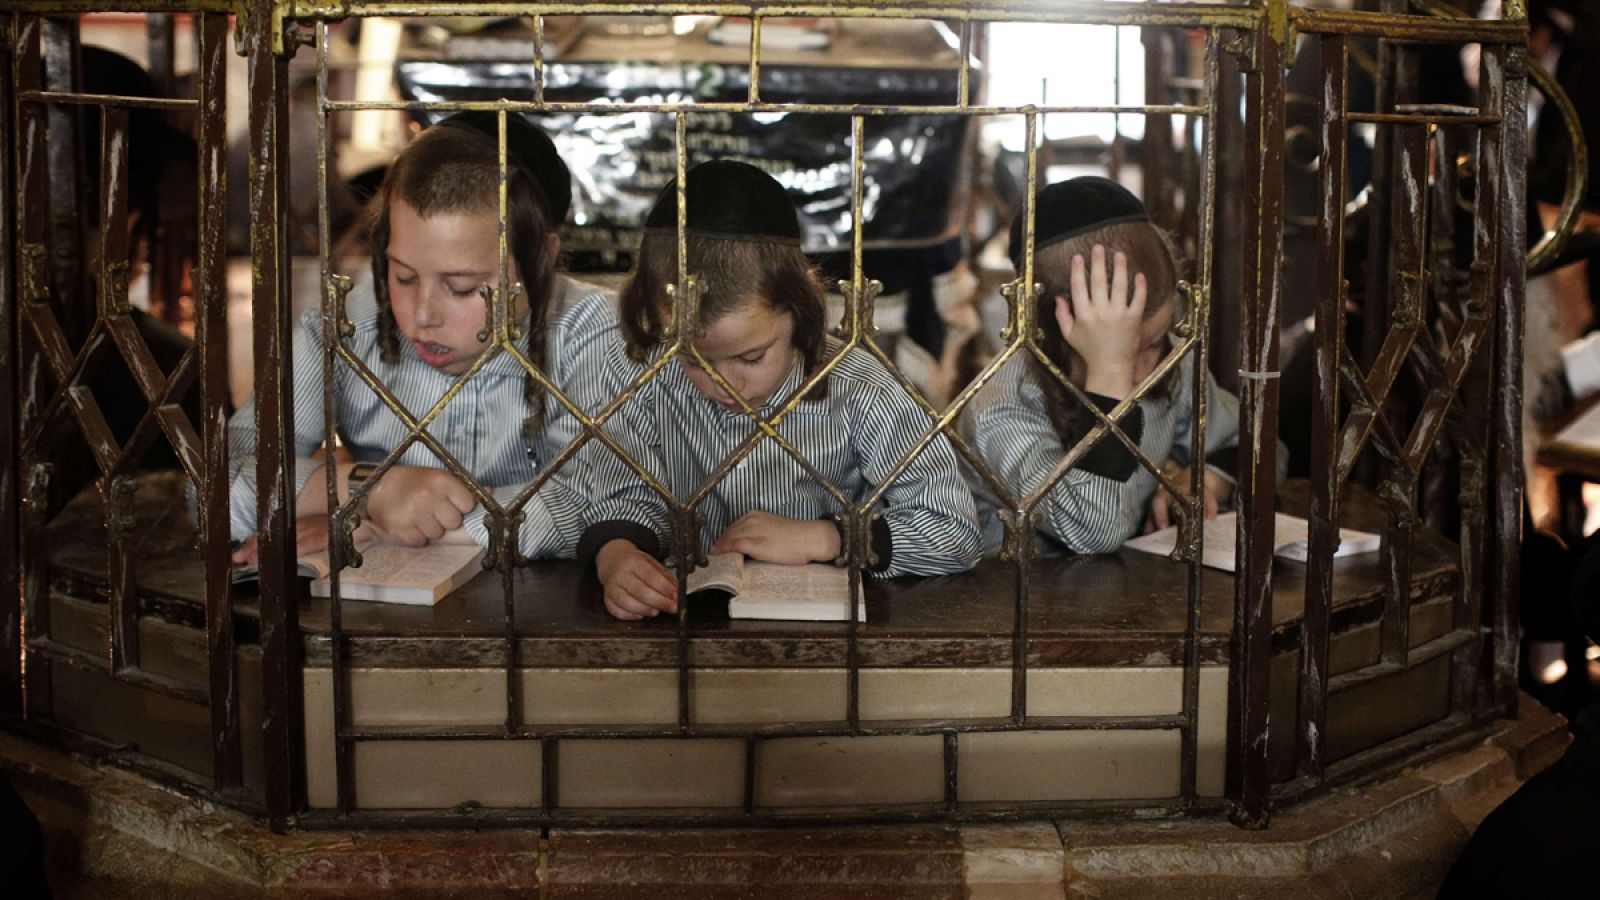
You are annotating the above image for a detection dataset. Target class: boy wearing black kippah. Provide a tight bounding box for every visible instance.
[577,160,981,620]
[958,176,1261,556]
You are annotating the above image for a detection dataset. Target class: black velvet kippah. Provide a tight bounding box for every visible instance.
[436,111,572,225]
[644,159,802,243]
[1008,176,1150,269]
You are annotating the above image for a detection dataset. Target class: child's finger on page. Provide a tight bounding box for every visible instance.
[1131,271,1148,316]
[1204,490,1219,519]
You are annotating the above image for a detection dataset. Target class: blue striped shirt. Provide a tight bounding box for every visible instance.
[582,335,982,577]
[225,274,615,559]
[957,349,1243,556]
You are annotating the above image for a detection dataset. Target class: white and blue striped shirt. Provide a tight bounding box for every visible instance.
[225,274,615,559]
[957,349,1243,556]
[581,335,982,578]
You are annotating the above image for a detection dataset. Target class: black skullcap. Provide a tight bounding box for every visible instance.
[1008,175,1150,269]
[644,159,801,243]
[436,111,572,225]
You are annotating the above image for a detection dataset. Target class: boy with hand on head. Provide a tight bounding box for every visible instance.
[228,112,613,565]
[959,176,1258,556]
[578,160,982,621]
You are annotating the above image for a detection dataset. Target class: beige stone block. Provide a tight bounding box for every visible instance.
[691,668,846,725]
[354,740,540,809]
[860,668,1010,720]
[756,735,943,807]
[304,669,336,809]
[558,739,744,808]
[1026,668,1181,718]
[522,668,676,726]
[1197,666,1228,797]
[349,668,505,727]
[958,730,1180,802]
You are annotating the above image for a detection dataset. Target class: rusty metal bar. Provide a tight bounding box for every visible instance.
[286,1,1264,29]
[312,17,355,815]
[247,0,306,829]
[1300,31,1346,782]
[195,10,241,792]
[15,14,52,722]
[42,18,88,350]
[1179,27,1222,806]
[16,89,197,110]
[0,12,17,720]
[318,98,1209,117]
[145,12,175,95]
[1291,7,1524,42]
[1377,122,1429,669]
[1483,41,1525,717]
[98,105,141,675]
[1226,0,1287,830]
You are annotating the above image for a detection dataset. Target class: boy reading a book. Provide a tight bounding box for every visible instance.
[228,113,612,566]
[578,160,981,620]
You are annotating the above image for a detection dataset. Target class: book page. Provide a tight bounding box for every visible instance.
[740,561,851,603]
[1553,401,1600,451]
[337,542,484,589]
[1123,511,1242,572]
[1124,511,1381,571]
[686,552,745,595]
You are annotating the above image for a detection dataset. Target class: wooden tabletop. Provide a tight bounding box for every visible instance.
[44,471,1460,668]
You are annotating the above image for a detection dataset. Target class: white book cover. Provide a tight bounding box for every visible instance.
[1123,511,1381,573]
[687,553,864,622]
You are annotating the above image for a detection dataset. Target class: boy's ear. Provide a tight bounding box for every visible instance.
[546,232,561,262]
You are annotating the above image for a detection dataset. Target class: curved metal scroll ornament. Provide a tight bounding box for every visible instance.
[1411,0,1587,271]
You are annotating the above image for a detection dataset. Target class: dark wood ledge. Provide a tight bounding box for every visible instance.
[43,471,1460,669]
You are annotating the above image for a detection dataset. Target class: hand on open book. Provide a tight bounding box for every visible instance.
[366,466,477,547]
[1143,465,1228,534]
[710,511,841,566]
[596,539,678,620]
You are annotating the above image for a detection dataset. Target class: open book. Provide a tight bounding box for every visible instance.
[234,529,485,606]
[1122,511,1380,573]
[686,553,863,622]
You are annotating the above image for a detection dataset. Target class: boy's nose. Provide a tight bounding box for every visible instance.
[414,288,445,327]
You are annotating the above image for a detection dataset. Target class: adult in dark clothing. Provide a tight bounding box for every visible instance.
[1437,529,1600,899]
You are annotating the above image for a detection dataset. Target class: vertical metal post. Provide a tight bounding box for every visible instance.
[1482,41,1526,717]
[14,14,50,721]
[145,13,175,97]
[100,106,139,675]
[1180,28,1223,806]
[1141,27,1175,230]
[1226,0,1287,830]
[41,18,86,348]
[1301,32,1346,781]
[197,11,241,792]
[1378,123,1428,668]
[0,13,19,719]
[246,0,305,830]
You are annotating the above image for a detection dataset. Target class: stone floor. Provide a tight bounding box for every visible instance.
[3,697,1571,899]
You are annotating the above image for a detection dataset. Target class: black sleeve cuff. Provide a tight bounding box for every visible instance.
[577,520,661,571]
[824,515,895,573]
[1077,393,1144,482]
[1203,444,1239,475]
